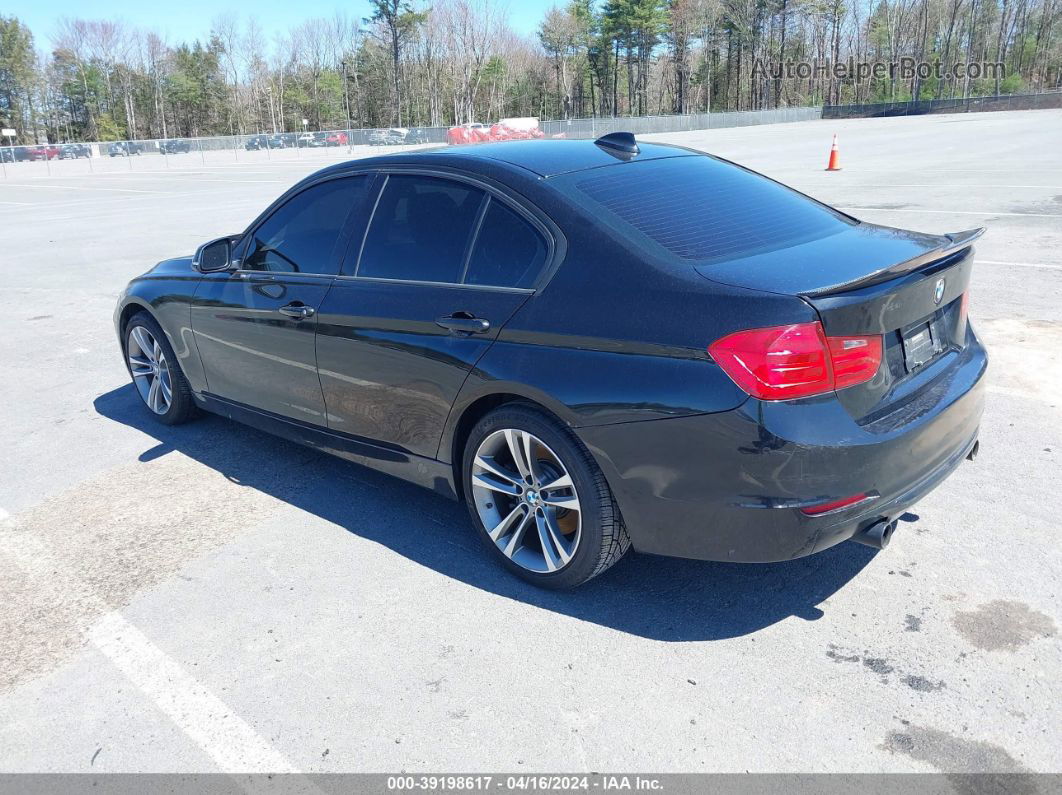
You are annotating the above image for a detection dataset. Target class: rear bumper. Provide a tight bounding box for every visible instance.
[576,331,987,563]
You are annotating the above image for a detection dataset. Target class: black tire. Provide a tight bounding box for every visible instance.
[123,311,199,425]
[461,403,630,589]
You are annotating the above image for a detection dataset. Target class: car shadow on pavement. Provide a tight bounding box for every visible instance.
[94,385,878,642]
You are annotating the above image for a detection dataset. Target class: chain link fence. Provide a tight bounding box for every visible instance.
[3,93,1054,178]
[0,107,826,179]
[822,90,1062,119]
[538,105,823,138]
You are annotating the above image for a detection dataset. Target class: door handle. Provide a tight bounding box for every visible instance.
[278,303,315,319]
[435,314,491,334]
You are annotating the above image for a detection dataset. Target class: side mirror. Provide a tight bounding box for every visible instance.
[194,236,237,273]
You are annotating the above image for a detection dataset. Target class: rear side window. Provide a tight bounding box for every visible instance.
[465,199,546,288]
[567,156,852,263]
[243,176,370,274]
[359,175,484,283]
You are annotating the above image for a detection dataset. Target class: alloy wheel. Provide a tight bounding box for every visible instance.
[127,325,173,415]
[470,429,582,573]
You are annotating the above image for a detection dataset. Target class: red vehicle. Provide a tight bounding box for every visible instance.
[449,118,544,145]
[446,122,491,145]
[325,131,349,146]
[26,144,60,161]
[489,118,545,142]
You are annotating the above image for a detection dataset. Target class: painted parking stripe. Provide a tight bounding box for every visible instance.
[90,611,299,773]
[0,183,167,194]
[5,527,299,774]
[808,184,1062,190]
[841,206,1062,218]
[978,259,1062,271]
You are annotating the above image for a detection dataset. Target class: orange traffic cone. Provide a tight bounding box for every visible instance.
[825,134,841,171]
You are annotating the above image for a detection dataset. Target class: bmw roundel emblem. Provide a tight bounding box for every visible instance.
[934,278,945,305]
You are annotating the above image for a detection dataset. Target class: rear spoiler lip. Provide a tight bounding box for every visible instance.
[801,227,986,298]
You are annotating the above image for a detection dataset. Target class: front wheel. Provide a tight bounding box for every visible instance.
[123,311,198,425]
[462,404,630,589]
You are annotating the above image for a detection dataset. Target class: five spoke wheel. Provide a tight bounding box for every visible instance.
[127,325,173,415]
[470,428,582,574]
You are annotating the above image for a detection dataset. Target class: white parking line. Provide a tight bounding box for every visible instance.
[5,525,298,774]
[810,184,1062,190]
[90,611,299,773]
[979,259,1062,271]
[842,206,1062,218]
[1,183,167,194]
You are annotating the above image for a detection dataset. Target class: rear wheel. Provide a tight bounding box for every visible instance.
[123,311,198,425]
[462,404,630,589]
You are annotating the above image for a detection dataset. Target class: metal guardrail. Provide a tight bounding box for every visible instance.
[822,91,1062,119]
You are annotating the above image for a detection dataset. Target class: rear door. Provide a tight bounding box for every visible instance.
[190,174,375,424]
[315,172,550,458]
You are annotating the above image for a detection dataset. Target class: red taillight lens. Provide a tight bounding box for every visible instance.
[827,334,883,390]
[709,322,882,400]
[959,291,970,327]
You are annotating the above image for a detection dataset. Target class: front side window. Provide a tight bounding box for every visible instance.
[243,176,371,275]
[358,175,484,283]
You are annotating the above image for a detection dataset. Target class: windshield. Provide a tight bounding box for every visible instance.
[557,155,854,265]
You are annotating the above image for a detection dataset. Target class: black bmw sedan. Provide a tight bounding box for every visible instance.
[113,133,986,588]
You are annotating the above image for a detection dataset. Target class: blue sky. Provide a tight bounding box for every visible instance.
[15,0,557,49]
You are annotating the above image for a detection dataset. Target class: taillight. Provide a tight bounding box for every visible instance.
[709,321,882,400]
[959,291,970,328]
[828,334,884,390]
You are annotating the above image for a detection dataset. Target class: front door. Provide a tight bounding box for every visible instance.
[315,172,550,458]
[190,174,376,424]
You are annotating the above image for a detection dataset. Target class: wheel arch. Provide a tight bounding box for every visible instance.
[443,387,577,503]
[117,298,154,341]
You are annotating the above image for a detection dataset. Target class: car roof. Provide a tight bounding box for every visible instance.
[320,138,698,179]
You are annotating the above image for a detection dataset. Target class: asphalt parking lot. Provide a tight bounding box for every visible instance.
[1,109,1059,774]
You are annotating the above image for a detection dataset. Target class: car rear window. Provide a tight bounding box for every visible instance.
[565,156,853,263]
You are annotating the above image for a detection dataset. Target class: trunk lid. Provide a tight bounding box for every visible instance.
[696,223,984,422]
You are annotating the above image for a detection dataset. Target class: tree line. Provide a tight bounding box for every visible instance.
[0,0,1058,144]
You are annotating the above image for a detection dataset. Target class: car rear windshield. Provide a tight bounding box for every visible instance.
[562,156,854,264]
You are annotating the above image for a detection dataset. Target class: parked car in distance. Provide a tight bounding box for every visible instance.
[114,133,987,589]
[244,135,269,151]
[324,131,349,146]
[446,122,491,145]
[59,143,92,159]
[25,144,60,161]
[295,132,322,148]
[108,141,142,157]
[369,128,408,146]
[1,146,31,162]
[406,127,434,144]
[268,133,297,149]
[160,139,191,154]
